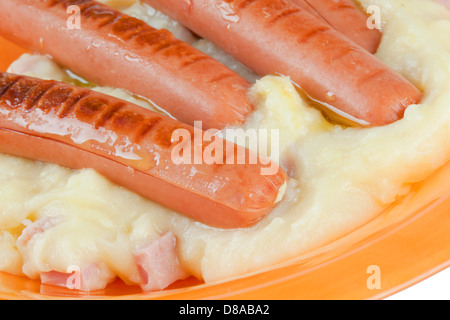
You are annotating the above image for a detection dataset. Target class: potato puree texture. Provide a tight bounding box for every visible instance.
[1,0,450,289]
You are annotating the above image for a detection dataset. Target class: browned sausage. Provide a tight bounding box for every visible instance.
[291,0,382,53]
[0,72,287,229]
[143,0,422,126]
[289,0,324,20]
[0,0,253,130]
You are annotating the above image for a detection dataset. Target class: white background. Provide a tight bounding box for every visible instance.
[385,267,450,300]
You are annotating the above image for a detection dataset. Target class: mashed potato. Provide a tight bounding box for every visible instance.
[0,0,449,289]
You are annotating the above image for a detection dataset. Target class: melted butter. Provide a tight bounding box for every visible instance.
[64,69,94,89]
[284,75,371,128]
[303,93,371,127]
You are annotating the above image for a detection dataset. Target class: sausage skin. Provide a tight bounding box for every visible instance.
[292,0,382,53]
[143,0,422,126]
[0,0,253,130]
[289,0,324,20]
[0,72,287,229]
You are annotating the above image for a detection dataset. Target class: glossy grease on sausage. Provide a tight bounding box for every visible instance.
[144,0,422,126]
[0,72,287,229]
[0,0,253,129]
[291,0,382,53]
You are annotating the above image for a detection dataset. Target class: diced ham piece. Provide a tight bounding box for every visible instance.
[40,264,112,292]
[134,232,188,291]
[18,216,62,247]
[40,270,74,289]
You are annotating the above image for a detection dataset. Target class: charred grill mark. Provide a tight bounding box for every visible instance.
[0,77,39,109]
[357,69,387,87]
[47,0,90,10]
[84,4,121,28]
[297,26,329,44]
[56,90,90,119]
[49,0,153,40]
[157,39,186,56]
[154,125,188,148]
[23,82,59,111]
[70,0,93,13]
[48,88,161,144]
[327,45,362,66]
[268,8,301,25]
[335,1,356,10]
[101,107,165,143]
[134,29,181,54]
[0,74,23,103]
[237,0,259,10]
[82,3,113,16]
[37,85,74,114]
[47,0,121,30]
[133,28,200,61]
[134,29,170,47]
[46,0,58,8]
[0,75,76,116]
[162,42,205,65]
[154,39,178,54]
[180,55,210,68]
[94,102,126,128]
[110,109,145,132]
[47,0,93,13]
[97,13,120,29]
[0,76,87,120]
[45,0,65,8]
[208,73,234,84]
[134,117,162,143]
[107,109,165,144]
[73,95,109,125]
[111,16,149,40]
[48,0,207,65]
[0,72,173,151]
[127,28,156,44]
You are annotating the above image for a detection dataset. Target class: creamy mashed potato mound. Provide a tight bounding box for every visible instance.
[0,0,449,289]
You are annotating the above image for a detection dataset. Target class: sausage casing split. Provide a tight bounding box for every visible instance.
[0,0,253,130]
[143,0,422,126]
[0,72,287,229]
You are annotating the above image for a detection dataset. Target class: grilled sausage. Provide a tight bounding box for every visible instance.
[0,72,287,229]
[143,0,422,126]
[0,0,253,129]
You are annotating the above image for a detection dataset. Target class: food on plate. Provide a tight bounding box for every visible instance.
[38,231,187,291]
[144,0,422,126]
[0,0,449,294]
[0,72,287,229]
[291,0,382,53]
[0,0,253,129]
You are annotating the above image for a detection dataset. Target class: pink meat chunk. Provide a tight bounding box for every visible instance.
[40,264,108,292]
[18,216,62,246]
[134,232,189,291]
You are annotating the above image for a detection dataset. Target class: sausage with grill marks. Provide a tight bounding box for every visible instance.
[0,72,287,229]
[290,0,382,53]
[0,0,253,130]
[143,0,422,126]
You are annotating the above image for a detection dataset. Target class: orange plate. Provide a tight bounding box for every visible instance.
[0,36,449,300]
